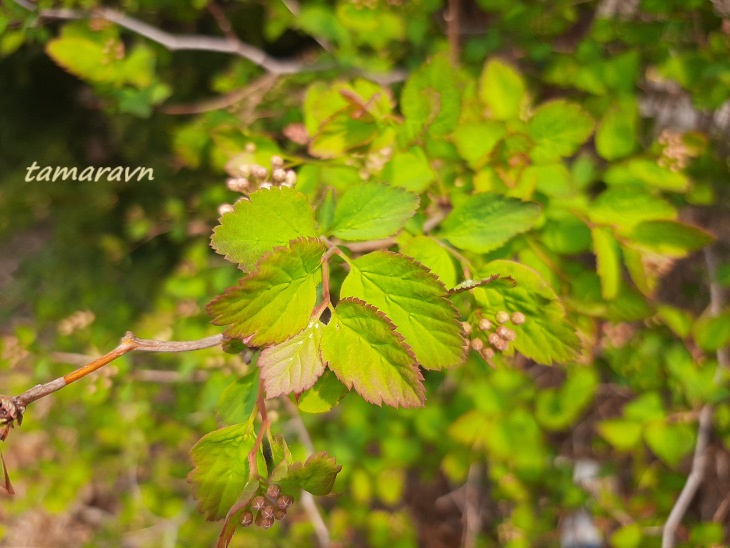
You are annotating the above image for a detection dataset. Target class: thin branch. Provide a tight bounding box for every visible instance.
[662,246,729,547]
[461,462,482,548]
[21,3,324,75]
[1,332,223,442]
[282,398,330,548]
[446,0,461,65]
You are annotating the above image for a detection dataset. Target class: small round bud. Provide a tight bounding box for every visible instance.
[253,165,268,180]
[266,484,282,499]
[285,170,297,187]
[493,338,509,351]
[462,322,472,335]
[496,326,516,341]
[254,512,264,526]
[478,318,492,331]
[261,505,276,520]
[259,182,273,190]
[471,338,484,351]
[251,495,267,511]
[495,311,510,324]
[218,204,234,215]
[274,508,287,520]
[241,511,254,527]
[245,142,256,153]
[226,177,249,192]
[260,516,274,529]
[511,311,525,325]
[488,333,502,347]
[276,494,294,509]
[272,168,287,182]
[271,155,284,168]
[480,347,495,360]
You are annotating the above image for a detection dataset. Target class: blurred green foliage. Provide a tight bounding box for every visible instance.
[1,0,730,546]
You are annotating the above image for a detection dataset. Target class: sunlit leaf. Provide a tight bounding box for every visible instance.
[528,100,594,163]
[478,58,527,121]
[321,298,426,407]
[340,252,465,370]
[258,320,326,398]
[207,237,325,345]
[330,183,419,241]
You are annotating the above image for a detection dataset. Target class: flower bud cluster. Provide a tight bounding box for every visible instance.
[464,309,525,362]
[239,483,293,530]
[219,144,297,215]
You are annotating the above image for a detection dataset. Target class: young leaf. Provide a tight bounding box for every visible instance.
[258,320,326,398]
[401,53,461,138]
[451,121,506,169]
[217,478,260,548]
[329,183,419,241]
[528,100,594,163]
[400,235,458,288]
[439,194,541,253]
[589,188,676,231]
[473,260,581,365]
[628,220,714,257]
[340,252,465,370]
[276,452,342,496]
[321,298,426,408]
[595,101,638,161]
[217,370,259,425]
[211,187,317,271]
[592,226,621,300]
[478,58,527,121]
[381,147,435,193]
[188,423,257,521]
[207,238,325,346]
[296,370,349,413]
[447,275,516,296]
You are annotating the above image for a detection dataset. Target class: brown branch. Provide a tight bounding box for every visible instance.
[22,4,326,75]
[446,0,461,65]
[662,246,729,547]
[1,332,224,442]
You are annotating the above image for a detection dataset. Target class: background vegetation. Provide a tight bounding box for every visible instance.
[1,0,729,546]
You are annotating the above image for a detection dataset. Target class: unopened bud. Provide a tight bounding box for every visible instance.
[259,182,273,190]
[496,326,516,341]
[271,155,284,168]
[253,165,268,180]
[218,204,234,215]
[251,495,266,511]
[471,338,484,351]
[260,516,274,529]
[478,318,492,331]
[488,333,502,347]
[266,484,282,499]
[245,142,256,153]
[241,511,254,526]
[261,505,275,519]
[274,508,287,520]
[480,347,495,360]
[285,170,297,186]
[495,311,510,324]
[226,177,249,192]
[272,168,287,182]
[462,322,472,335]
[511,311,525,325]
[276,495,294,509]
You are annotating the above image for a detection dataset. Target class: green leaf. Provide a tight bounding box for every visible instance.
[401,53,461,138]
[211,187,317,271]
[439,194,541,253]
[188,423,257,521]
[588,188,675,231]
[478,59,527,121]
[382,147,435,193]
[321,298,426,407]
[473,260,581,365]
[592,226,621,300]
[692,311,730,352]
[595,101,638,161]
[340,252,465,370]
[644,422,695,467]
[330,183,419,241]
[207,238,325,346]
[217,478,260,548]
[598,419,643,451]
[399,236,458,288]
[297,370,349,413]
[446,275,516,296]
[309,113,379,159]
[629,220,713,257]
[277,452,342,496]
[451,121,506,168]
[611,524,644,548]
[528,100,594,163]
[624,392,665,422]
[217,371,259,425]
[258,320,326,398]
[605,158,689,192]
